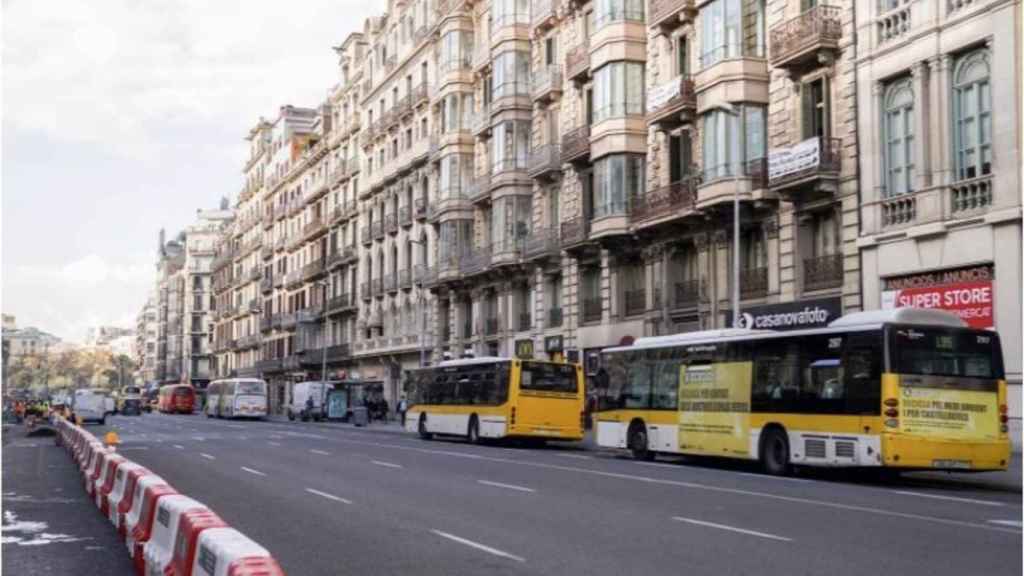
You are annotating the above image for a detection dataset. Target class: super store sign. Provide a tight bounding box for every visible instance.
[881,265,994,329]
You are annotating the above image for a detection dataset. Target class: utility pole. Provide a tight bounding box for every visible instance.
[733,186,741,328]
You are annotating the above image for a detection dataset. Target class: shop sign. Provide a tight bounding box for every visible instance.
[728,297,842,331]
[544,335,564,353]
[882,280,994,329]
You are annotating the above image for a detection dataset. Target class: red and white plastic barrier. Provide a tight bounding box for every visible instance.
[52,417,286,575]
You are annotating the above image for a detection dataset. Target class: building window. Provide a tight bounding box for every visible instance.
[882,78,915,196]
[439,30,473,72]
[547,186,560,228]
[544,36,557,66]
[492,50,530,99]
[594,154,645,218]
[491,195,532,248]
[593,62,645,122]
[802,77,830,139]
[953,49,992,181]
[491,120,530,174]
[701,104,766,180]
[594,0,645,28]
[699,0,764,67]
[493,0,530,28]
[439,153,473,199]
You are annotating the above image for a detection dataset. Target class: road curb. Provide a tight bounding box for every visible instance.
[55,416,287,575]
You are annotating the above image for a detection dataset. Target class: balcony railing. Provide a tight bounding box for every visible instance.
[769,5,842,70]
[399,269,412,290]
[531,66,563,103]
[803,253,843,291]
[631,175,699,223]
[547,307,563,328]
[302,259,326,281]
[414,198,428,219]
[528,144,561,179]
[671,278,701,308]
[462,245,493,275]
[360,227,372,245]
[385,214,398,235]
[532,0,559,27]
[373,277,384,296]
[565,43,590,81]
[280,312,298,330]
[285,270,303,289]
[581,298,602,323]
[768,137,842,190]
[518,313,532,332]
[624,289,647,316]
[327,293,353,313]
[468,174,492,203]
[646,76,696,126]
[740,267,769,298]
[524,226,560,259]
[561,125,590,163]
[372,221,384,240]
[385,274,397,293]
[560,216,590,247]
[360,281,371,300]
[399,204,413,227]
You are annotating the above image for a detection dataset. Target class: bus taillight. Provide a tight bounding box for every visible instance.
[883,398,899,408]
[884,408,899,418]
[510,407,516,426]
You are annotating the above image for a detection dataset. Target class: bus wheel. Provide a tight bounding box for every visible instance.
[467,416,480,444]
[760,428,791,476]
[628,422,653,461]
[418,415,432,440]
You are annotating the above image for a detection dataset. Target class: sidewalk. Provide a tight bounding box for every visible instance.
[2,427,133,575]
[265,413,409,434]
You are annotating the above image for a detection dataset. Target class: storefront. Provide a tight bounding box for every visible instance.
[880,264,994,329]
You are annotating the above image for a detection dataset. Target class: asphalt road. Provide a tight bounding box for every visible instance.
[67,414,1024,575]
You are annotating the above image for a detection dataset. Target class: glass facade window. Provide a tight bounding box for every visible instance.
[439,154,473,199]
[882,79,914,197]
[441,93,474,133]
[491,195,533,249]
[701,104,765,181]
[953,49,992,181]
[492,50,530,100]
[439,30,474,72]
[492,0,530,28]
[594,0,645,28]
[491,120,531,174]
[594,154,645,218]
[699,0,764,68]
[593,62,645,122]
[439,220,474,262]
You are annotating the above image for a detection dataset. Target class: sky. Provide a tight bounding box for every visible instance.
[2,0,377,343]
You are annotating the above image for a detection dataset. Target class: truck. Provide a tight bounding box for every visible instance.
[73,389,113,425]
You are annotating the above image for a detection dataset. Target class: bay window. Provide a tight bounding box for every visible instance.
[593,62,645,122]
[594,154,645,218]
[491,195,533,250]
[594,0,645,28]
[439,220,474,262]
[439,154,474,199]
[492,50,530,99]
[701,104,766,181]
[439,30,474,73]
[492,0,530,28]
[699,0,764,68]
[492,120,531,174]
[441,92,474,133]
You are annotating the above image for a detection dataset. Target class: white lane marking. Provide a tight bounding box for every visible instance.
[989,520,1023,528]
[672,517,792,542]
[268,441,282,447]
[172,444,184,450]
[737,472,812,484]
[241,467,267,477]
[557,453,591,460]
[371,460,403,469]
[477,480,535,493]
[892,490,1004,507]
[225,425,245,430]
[430,529,525,563]
[269,435,284,440]
[192,437,205,442]
[320,436,1021,535]
[120,447,149,451]
[200,453,216,461]
[310,449,331,456]
[305,488,352,505]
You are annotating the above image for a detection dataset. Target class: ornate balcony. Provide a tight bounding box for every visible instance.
[646,76,696,127]
[385,213,398,235]
[624,289,647,316]
[285,270,303,289]
[260,276,273,294]
[462,246,493,276]
[565,43,590,82]
[327,293,355,314]
[561,125,590,164]
[532,66,563,104]
[581,297,602,323]
[560,216,590,248]
[302,259,326,282]
[372,221,385,241]
[399,269,412,290]
[280,312,298,330]
[360,227,372,245]
[532,0,559,30]
[768,137,841,198]
[769,5,842,72]
[524,226,561,260]
[414,198,428,220]
[468,174,492,204]
[399,204,413,227]
[649,0,696,30]
[528,144,562,179]
[670,278,701,309]
[740,267,769,298]
[631,175,699,224]
[373,277,384,297]
[803,253,843,292]
[361,281,372,301]
[385,274,397,293]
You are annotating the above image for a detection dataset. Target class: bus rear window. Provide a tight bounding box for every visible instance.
[890,327,1003,380]
[520,362,578,394]
[236,382,264,395]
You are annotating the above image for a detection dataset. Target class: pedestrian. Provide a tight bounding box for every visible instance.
[380,398,389,423]
[398,396,408,427]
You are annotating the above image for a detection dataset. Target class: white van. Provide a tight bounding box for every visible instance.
[74,389,112,425]
[288,381,328,421]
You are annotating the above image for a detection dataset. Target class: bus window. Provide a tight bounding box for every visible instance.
[520,362,578,394]
[752,339,801,411]
[889,326,1003,381]
[845,332,882,414]
[651,350,680,410]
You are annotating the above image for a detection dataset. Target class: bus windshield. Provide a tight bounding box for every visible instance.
[889,326,1004,380]
[520,362,578,394]
[236,381,266,395]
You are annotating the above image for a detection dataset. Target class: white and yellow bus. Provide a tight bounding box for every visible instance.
[405,357,585,444]
[596,308,1010,475]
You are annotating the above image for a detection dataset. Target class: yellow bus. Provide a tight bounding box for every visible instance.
[405,357,585,444]
[595,308,1010,475]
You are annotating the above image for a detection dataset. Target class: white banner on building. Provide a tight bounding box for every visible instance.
[768,136,821,180]
[647,77,681,112]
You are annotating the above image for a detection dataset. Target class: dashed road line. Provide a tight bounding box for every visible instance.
[431,529,525,563]
[892,490,1004,507]
[371,460,403,469]
[477,480,535,493]
[310,449,331,456]
[172,444,184,450]
[305,488,352,504]
[241,467,267,477]
[672,516,793,542]
[200,453,216,461]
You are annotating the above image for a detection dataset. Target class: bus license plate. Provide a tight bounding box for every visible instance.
[932,459,971,469]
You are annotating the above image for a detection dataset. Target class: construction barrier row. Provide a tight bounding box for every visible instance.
[54,417,285,576]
